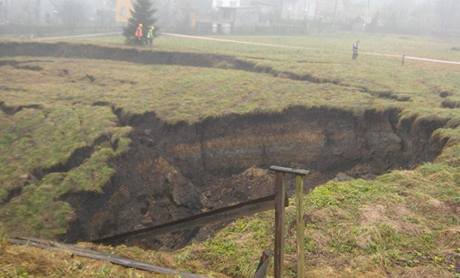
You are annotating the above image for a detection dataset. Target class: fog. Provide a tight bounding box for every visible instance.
[0,0,459,36]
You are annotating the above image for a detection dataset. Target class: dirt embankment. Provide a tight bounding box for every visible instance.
[0,41,254,70]
[62,106,448,249]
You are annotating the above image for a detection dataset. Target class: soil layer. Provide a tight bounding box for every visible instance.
[63,106,447,249]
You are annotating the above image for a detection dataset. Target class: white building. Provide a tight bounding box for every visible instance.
[213,0,241,8]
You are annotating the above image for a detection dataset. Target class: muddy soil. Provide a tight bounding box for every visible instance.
[63,106,447,249]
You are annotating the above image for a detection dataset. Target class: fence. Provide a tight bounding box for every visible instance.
[10,165,310,277]
[93,165,310,278]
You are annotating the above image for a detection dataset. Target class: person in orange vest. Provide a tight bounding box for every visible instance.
[135,23,144,44]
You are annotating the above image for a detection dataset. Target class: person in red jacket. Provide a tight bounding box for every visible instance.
[135,23,144,44]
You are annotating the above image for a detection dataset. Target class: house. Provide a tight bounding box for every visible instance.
[281,0,308,21]
[115,0,214,32]
[0,0,8,24]
[2,0,117,26]
[213,0,241,8]
[116,0,133,23]
[209,0,277,33]
[183,0,214,33]
[210,0,321,34]
[0,0,55,25]
[211,0,239,33]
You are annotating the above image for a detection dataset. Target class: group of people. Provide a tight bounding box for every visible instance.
[135,23,156,46]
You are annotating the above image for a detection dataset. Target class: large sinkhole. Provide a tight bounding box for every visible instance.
[63,106,448,249]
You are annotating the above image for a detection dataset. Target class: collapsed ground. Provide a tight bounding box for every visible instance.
[64,106,447,248]
[0,35,459,277]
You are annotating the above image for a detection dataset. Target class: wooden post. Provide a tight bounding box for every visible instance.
[295,175,305,278]
[402,54,406,66]
[254,250,272,278]
[274,172,285,278]
[270,166,310,278]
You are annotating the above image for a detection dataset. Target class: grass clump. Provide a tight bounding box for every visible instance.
[166,161,459,277]
[0,138,129,238]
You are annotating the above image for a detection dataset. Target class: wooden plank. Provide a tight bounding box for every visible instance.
[254,250,272,278]
[274,172,286,278]
[296,175,305,278]
[10,237,205,278]
[269,166,310,176]
[95,194,276,244]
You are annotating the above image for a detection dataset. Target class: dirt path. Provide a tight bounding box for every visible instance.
[362,51,460,65]
[162,32,312,50]
[163,32,460,66]
[403,55,460,65]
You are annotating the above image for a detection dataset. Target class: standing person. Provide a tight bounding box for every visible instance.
[147,25,155,47]
[352,40,360,60]
[135,23,144,45]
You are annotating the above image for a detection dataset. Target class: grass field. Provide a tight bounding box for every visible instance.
[0,33,459,277]
[59,33,460,117]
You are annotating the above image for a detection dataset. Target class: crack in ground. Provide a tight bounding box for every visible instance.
[1,138,113,206]
[0,60,43,71]
[1,42,413,103]
[0,85,27,92]
[0,187,23,205]
[442,99,460,109]
[31,133,113,180]
[1,125,116,206]
[0,101,43,115]
[358,88,412,102]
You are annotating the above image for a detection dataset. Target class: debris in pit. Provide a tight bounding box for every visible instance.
[334,172,353,181]
[0,101,43,115]
[92,101,111,107]
[83,74,96,82]
[58,69,70,76]
[439,91,452,98]
[0,60,42,71]
[442,99,460,109]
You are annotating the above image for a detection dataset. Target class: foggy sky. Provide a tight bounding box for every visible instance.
[1,0,459,35]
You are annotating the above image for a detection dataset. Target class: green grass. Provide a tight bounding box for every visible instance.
[0,240,193,278]
[0,33,459,277]
[60,33,460,119]
[0,105,118,193]
[174,162,459,277]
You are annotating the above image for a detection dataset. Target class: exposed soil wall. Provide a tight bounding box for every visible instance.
[0,41,253,70]
[63,106,448,249]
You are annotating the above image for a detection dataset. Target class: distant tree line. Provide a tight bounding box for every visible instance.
[359,0,460,36]
[1,0,460,36]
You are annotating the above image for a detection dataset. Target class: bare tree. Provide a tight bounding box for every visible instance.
[49,0,87,30]
[435,0,460,34]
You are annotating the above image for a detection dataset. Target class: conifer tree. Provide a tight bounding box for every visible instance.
[123,0,157,45]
